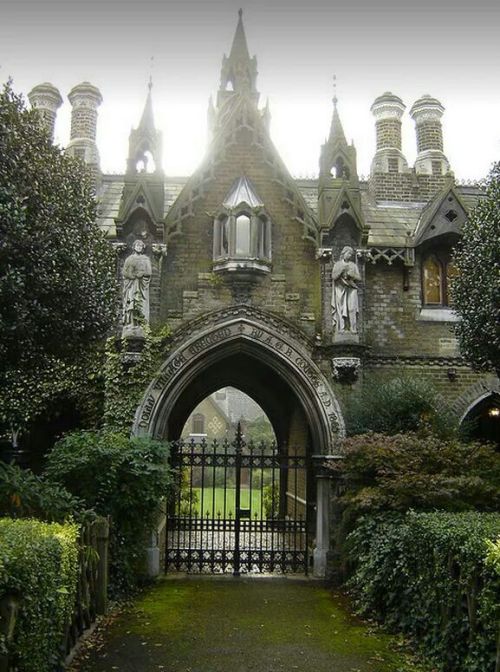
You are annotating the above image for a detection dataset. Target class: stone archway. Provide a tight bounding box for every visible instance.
[133,306,345,576]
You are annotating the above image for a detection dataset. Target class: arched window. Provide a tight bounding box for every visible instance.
[422,252,456,307]
[235,214,251,256]
[423,255,442,305]
[213,177,272,274]
[192,413,205,435]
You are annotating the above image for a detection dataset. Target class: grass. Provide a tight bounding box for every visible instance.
[69,578,432,672]
[191,487,265,518]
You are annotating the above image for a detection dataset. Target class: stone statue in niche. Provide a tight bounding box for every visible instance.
[122,239,152,336]
[331,246,361,333]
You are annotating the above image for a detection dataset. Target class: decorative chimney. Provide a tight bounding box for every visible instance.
[66,82,102,172]
[28,82,62,141]
[370,92,408,174]
[410,95,450,176]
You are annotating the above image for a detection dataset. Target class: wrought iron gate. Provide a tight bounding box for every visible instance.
[166,428,309,575]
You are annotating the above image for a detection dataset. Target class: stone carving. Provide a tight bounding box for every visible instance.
[331,246,361,333]
[122,240,152,336]
[332,357,361,384]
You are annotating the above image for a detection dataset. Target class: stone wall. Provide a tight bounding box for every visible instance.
[161,126,320,337]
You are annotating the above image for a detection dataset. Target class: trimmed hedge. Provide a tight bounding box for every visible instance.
[347,512,500,672]
[0,518,79,672]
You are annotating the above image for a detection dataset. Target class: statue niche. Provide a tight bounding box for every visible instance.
[331,246,360,336]
[122,239,152,338]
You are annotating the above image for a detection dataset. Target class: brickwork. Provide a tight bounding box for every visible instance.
[376,119,402,150]
[416,120,444,152]
[70,107,98,141]
[160,125,321,337]
[368,171,450,202]
[362,257,461,357]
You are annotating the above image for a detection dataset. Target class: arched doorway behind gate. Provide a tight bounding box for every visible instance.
[165,370,314,575]
[168,386,310,575]
[133,310,344,577]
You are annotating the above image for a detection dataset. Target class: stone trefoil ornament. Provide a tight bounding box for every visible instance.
[331,246,361,334]
[122,239,152,338]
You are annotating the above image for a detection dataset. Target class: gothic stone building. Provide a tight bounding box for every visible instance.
[29,11,500,576]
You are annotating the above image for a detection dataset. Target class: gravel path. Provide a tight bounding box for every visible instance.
[69,577,424,672]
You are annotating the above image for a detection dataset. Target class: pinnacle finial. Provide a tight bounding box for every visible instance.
[148,56,154,92]
[333,74,338,107]
[238,8,243,18]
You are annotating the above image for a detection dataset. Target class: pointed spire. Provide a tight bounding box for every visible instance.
[138,76,155,133]
[218,9,259,105]
[229,8,251,66]
[328,76,347,145]
[126,77,162,175]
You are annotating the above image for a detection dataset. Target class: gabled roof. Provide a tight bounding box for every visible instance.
[223,176,264,209]
[413,184,468,246]
[324,184,366,234]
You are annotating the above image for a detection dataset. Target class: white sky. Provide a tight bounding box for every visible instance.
[1,0,499,181]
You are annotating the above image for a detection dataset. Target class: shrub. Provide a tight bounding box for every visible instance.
[44,430,171,593]
[331,432,500,516]
[345,375,457,438]
[0,461,82,521]
[0,518,79,672]
[347,512,500,672]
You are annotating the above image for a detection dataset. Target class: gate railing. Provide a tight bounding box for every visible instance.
[166,428,309,576]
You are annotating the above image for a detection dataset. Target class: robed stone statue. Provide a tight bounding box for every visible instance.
[122,239,152,335]
[331,246,361,333]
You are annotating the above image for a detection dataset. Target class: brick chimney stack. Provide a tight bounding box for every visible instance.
[66,82,102,173]
[410,95,450,176]
[28,82,63,141]
[370,92,408,174]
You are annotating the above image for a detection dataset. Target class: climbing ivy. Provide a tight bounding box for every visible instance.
[103,325,171,433]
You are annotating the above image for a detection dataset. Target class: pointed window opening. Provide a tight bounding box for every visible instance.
[422,251,456,307]
[213,177,272,274]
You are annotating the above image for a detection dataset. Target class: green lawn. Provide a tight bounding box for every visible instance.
[192,487,265,518]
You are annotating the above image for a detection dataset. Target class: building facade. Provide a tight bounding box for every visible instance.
[29,11,500,576]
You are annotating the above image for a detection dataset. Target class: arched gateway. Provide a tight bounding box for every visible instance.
[133,307,345,577]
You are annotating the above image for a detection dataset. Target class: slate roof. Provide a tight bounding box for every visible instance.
[97,173,480,248]
[96,175,187,237]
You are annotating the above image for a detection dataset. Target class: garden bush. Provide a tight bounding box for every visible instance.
[0,518,79,672]
[0,461,82,521]
[331,431,500,516]
[347,512,500,672]
[345,375,458,438]
[44,430,171,593]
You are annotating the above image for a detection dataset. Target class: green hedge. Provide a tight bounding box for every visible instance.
[347,512,500,672]
[0,518,79,672]
[45,430,171,594]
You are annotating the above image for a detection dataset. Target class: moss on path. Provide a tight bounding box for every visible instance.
[70,577,425,672]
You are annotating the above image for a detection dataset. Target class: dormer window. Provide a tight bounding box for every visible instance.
[213,177,272,274]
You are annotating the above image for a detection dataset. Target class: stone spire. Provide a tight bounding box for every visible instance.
[410,94,450,176]
[126,78,162,175]
[28,82,62,141]
[218,9,259,107]
[320,84,357,180]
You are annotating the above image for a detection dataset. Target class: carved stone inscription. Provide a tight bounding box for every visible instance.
[136,321,341,438]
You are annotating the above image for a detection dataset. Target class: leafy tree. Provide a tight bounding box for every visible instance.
[345,374,457,438]
[452,161,500,374]
[0,82,116,447]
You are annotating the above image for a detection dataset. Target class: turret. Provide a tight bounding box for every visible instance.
[370,92,408,174]
[66,81,102,172]
[28,82,63,141]
[410,95,450,176]
[126,79,162,175]
[217,9,259,108]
